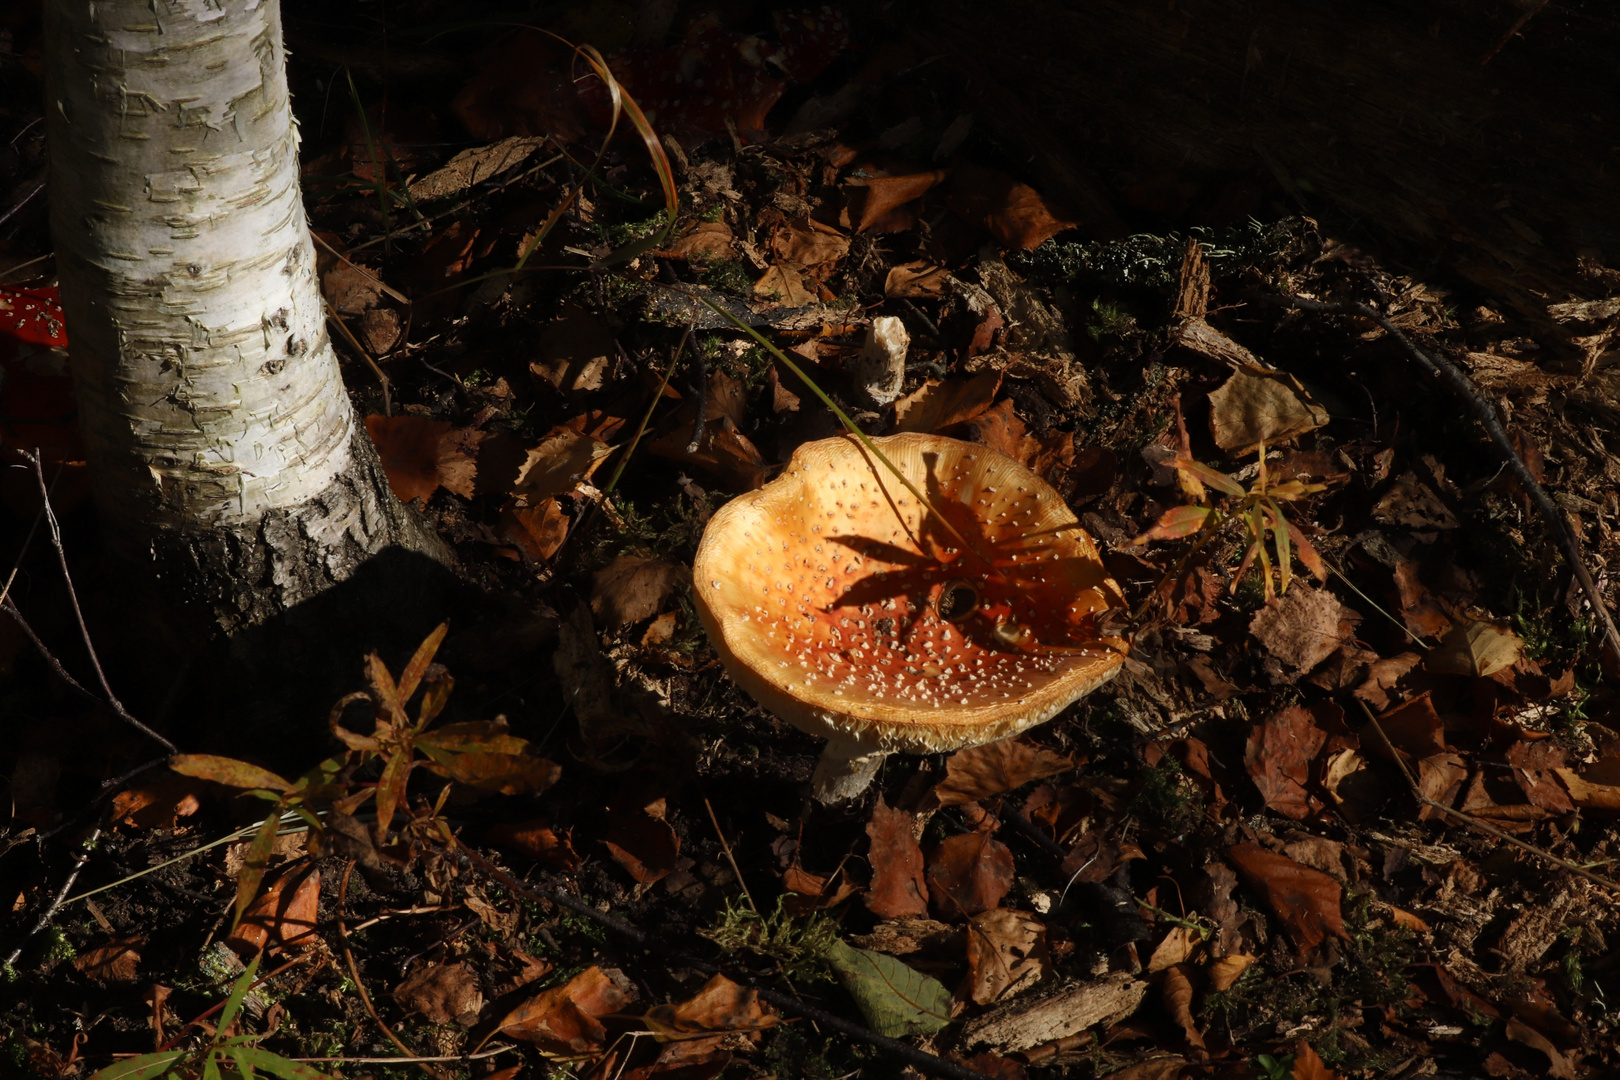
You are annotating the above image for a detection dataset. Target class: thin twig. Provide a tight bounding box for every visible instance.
[456,846,999,1080]
[4,827,102,967]
[328,312,392,417]
[337,861,446,1080]
[1356,698,1620,894]
[1479,0,1550,65]
[2,598,175,753]
[0,450,54,611]
[703,796,757,915]
[28,451,140,723]
[1276,294,1620,668]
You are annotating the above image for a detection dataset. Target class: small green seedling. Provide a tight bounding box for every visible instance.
[1133,439,1327,601]
[1254,1052,1295,1080]
[87,954,331,1080]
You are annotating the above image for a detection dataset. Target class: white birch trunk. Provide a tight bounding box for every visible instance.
[44,0,445,631]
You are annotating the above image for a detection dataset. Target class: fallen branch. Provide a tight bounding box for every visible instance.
[456,845,999,1080]
[1275,293,1620,671]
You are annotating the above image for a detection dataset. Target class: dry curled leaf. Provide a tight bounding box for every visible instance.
[866,797,929,919]
[486,819,582,870]
[893,371,1002,434]
[966,909,1049,1004]
[603,796,680,887]
[1425,619,1525,677]
[1207,953,1257,992]
[591,554,687,629]
[927,830,1015,919]
[498,966,635,1053]
[1208,367,1330,454]
[928,740,1074,808]
[393,962,485,1027]
[74,936,143,983]
[1161,963,1205,1051]
[225,863,320,956]
[512,427,613,502]
[1244,706,1328,820]
[646,973,778,1067]
[1227,842,1346,951]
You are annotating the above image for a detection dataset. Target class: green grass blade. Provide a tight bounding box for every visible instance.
[214,952,263,1043]
[85,1051,187,1080]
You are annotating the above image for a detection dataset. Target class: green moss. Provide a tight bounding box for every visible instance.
[699,258,756,295]
[1130,760,1202,837]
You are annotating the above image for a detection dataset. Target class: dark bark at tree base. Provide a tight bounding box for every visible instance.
[147,433,454,637]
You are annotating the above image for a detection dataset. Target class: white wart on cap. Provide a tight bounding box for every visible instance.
[693,433,1127,801]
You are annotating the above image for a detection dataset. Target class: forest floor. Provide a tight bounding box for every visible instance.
[4,3,1620,1080]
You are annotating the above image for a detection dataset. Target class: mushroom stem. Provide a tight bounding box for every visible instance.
[811,740,888,803]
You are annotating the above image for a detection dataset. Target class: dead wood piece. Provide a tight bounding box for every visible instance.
[960,970,1148,1051]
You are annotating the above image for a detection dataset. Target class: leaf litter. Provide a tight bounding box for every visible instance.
[8,4,1620,1080]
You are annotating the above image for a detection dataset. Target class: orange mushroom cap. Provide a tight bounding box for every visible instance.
[694,433,1127,784]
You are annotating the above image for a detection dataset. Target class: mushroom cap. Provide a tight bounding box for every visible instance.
[693,433,1127,755]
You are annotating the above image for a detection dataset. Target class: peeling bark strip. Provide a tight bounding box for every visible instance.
[45,1,445,629]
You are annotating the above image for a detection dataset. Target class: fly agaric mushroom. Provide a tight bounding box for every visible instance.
[693,432,1127,801]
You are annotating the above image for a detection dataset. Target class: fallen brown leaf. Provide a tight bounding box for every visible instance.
[771,218,849,276]
[500,498,569,562]
[603,796,681,887]
[1249,586,1348,678]
[511,427,613,502]
[1368,692,1446,759]
[658,220,736,262]
[73,936,143,983]
[1146,925,1202,974]
[1161,963,1205,1051]
[966,909,1049,1004]
[865,797,929,919]
[849,170,949,232]
[226,863,320,956]
[591,554,687,630]
[486,819,582,870]
[646,973,778,1067]
[885,260,952,298]
[753,262,817,306]
[928,740,1074,808]
[893,371,1002,433]
[1415,752,1469,821]
[367,414,477,504]
[1227,843,1346,951]
[1207,367,1329,454]
[110,774,205,830]
[1292,1039,1343,1080]
[942,162,1076,250]
[1206,953,1256,991]
[927,830,1015,918]
[1425,619,1525,677]
[393,962,484,1027]
[1244,706,1328,820]
[498,966,635,1053]
[1373,471,1461,530]
[1506,737,1574,812]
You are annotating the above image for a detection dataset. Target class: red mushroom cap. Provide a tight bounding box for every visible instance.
[693,433,1126,764]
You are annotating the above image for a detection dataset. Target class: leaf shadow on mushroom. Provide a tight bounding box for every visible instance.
[692,433,1129,803]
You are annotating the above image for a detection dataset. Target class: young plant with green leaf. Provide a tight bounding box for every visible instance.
[86,955,332,1080]
[169,623,559,930]
[1133,440,1328,601]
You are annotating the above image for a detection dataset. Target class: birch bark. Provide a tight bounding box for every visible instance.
[43,0,446,632]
